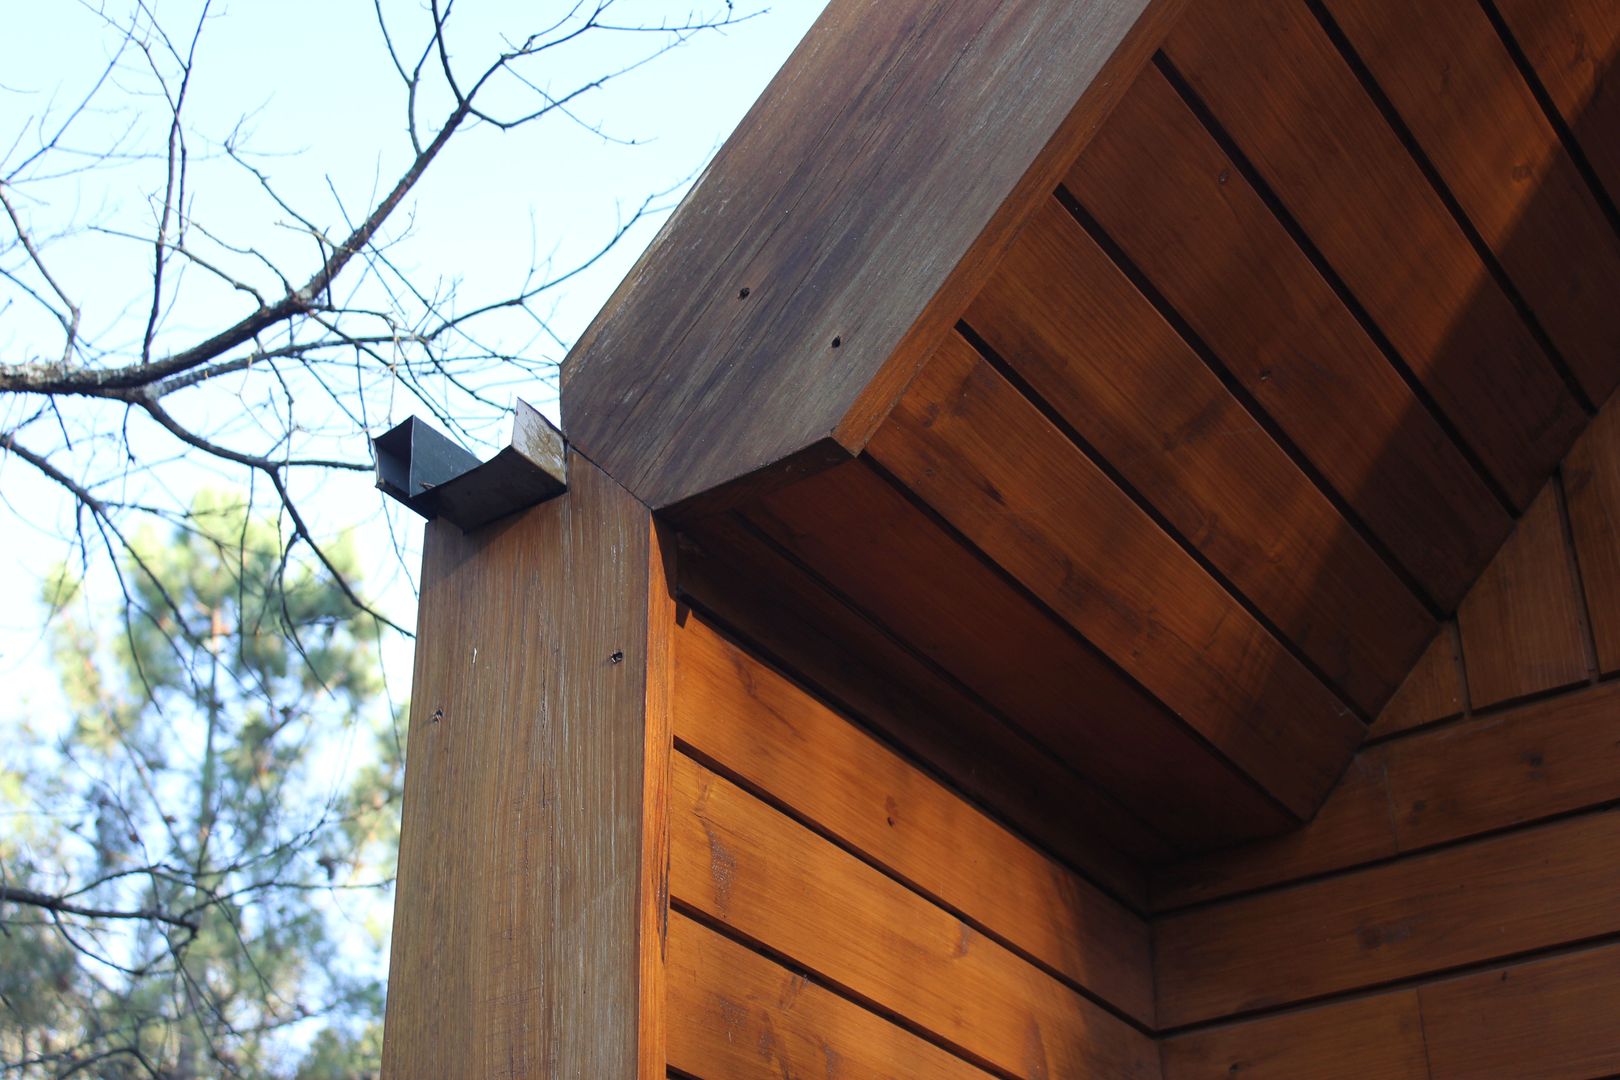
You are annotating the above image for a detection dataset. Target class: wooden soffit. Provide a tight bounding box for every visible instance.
[560,0,1190,513]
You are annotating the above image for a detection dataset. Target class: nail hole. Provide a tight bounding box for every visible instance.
[831,336,842,348]
[738,287,751,299]
[609,650,624,665]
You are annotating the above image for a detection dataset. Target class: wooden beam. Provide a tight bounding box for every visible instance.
[1161,991,1429,1080]
[561,0,1188,512]
[1067,62,1511,611]
[669,753,1160,1078]
[667,912,995,1079]
[1156,808,1620,1027]
[380,454,672,1079]
[1320,0,1620,406]
[869,331,1361,820]
[1164,0,1585,512]
[967,195,1434,714]
[676,512,1165,902]
[1156,679,1620,909]
[743,459,1291,852]
[673,614,1155,1024]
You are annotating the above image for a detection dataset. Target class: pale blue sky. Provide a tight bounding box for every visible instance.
[0,0,831,692]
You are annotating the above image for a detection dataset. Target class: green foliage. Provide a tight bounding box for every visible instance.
[1,492,402,1078]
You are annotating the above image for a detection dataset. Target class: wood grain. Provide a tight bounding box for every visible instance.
[666,912,993,1080]
[1387,678,1620,852]
[1152,753,1398,912]
[1492,0,1620,210]
[968,195,1434,714]
[672,613,1155,1023]
[868,331,1361,820]
[1156,679,1620,909]
[562,0,1187,511]
[1367,621,1467,740]
[1563,396,1620,674]
[381,455,666,1079]
[1156,808,1620,1026]
[676,512,1166,903]
[746,458,1290,851]
[1164,0,1585,512]
[1322,0,1620,405]
[1420,939,1620,1079]
[1457,480,1591,708]
[1069,63,1509,610]
[669,753,1160,1078]
[1160,991,1428,1080]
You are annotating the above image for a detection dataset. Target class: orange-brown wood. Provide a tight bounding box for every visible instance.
[1157,679,1620,909]
[1386,678,1620,852]
[869,331,1360,820]
[562,0,1188,512]
[1457,480,1591,708]
[1152,753,1397,912]
[1068,63,1509,611]
[381,456,668,1080]
[745,459,1290,850]
[638,523,676,1078]
[1160,991,1429,1080]
[968,195,1433,713]
[672,613,1155,1023]
[1322,0,1620,405]
[1492,0,1620,210]
[1420,940,1620,1079]
[1563,398,1620,674]
[666,912,993,1080]
[1367,622,1467,740]
[1156,808,1620,1026]
[677,512,1164,901]
[669,753,1160,1078]
[1164,0,1585,512]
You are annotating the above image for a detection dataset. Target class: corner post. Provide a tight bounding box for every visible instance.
[381,452,672,1078]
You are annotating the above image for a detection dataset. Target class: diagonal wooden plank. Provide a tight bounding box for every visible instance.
[868,331,1361,819]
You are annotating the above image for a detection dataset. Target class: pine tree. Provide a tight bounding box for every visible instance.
[2,491,402,1078]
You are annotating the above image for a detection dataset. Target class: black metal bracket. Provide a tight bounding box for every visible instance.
[373,400,567,531]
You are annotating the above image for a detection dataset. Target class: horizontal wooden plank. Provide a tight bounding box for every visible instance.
[969,194,1433,713]
[1068,62,1509,611]
[669,752,1160,1078]
[746,459,1291,850]
[1457,480,1591,709]
[1420,939,1620,1079]
[868,330,1360,819]
[1366,621,1466,740]
[1322,0,1620,405]
[1162,939,1620,1080]
[1563,396,1620,675]
[1160,990,1428,1080]
[1387,678,1620,852]
[673,613,1154,1022]
[666,912,993,1080]
[1164,0,1585,511]
[1491,0,1620,211]
[561,0,1186,510]
[1152,752,1397,912]
[1156,808,1620,1026]
[677,513,1164,902]
[1156,679,1620,909]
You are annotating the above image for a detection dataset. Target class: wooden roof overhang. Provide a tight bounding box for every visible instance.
[560,0,1620,874]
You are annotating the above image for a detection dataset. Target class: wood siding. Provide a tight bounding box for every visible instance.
[1156,395,1620,1071]
[666,612,1157,1078]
